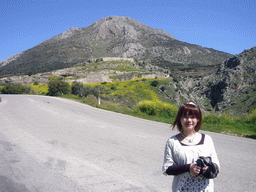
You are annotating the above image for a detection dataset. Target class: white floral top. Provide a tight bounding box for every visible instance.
[162,133,220,192]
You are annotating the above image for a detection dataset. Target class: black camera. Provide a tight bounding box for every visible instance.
[196,157,219,179]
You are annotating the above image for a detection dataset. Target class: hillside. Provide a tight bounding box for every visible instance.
[0,57,166,85]
[0,16,232,78]
[1,46,255,116]
[164,46,256,115]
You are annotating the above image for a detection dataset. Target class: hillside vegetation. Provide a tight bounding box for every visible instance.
[3,45,254,116]
[1,77,255,139]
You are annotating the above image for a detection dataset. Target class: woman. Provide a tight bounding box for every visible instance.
[162,101,220,192]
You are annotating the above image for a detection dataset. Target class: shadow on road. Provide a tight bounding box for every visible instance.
[0,176,30,192]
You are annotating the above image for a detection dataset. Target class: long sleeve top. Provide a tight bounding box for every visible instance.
[162,133,220,192]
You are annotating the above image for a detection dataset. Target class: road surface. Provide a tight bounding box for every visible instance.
[0,95,255,191]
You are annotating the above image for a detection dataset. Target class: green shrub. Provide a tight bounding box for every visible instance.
[219,113,235,125]
[151,80,159,87]
[137,100,178,117]
[30,84,48,94]
[203,113,237,125]
[111,85,116,90]
[104,102,118,111]
[47,79,71,96]
[71,81,84,96]
[1,84,23,94]
[246,109,256,124]
[86,95,99,105]
[159,85,166,92]
[72,84,100,98]
[203,114,220,124]
[1,84,36,94]
[80,85,92,97]
[91,86,100,98]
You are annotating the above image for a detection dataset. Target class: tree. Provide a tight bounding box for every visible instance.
[71,83,100,98]
[1,84,24,94]
[91,86,100,98]
[81,85,92,97]
[47,79,70,96]
[71,81,84,96]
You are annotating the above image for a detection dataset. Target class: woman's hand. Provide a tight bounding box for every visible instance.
[190,163,201,175]
[202,166,209,173]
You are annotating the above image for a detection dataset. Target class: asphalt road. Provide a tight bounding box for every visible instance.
[0,95,255,192]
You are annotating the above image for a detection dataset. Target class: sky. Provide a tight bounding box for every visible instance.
[1,0,256,62]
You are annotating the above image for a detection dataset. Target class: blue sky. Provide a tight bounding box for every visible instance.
[1,0,255,61]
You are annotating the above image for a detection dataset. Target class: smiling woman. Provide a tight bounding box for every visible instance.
[173,101,202,133]
[162,101,220,192]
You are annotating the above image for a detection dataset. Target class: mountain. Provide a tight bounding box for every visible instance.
[0,16,233,78]
[168,46,256,115]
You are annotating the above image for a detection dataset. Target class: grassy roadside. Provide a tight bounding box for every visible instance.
[58,94,256,139]
[2,78,255,139]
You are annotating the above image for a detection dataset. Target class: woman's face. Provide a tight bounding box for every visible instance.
[180,114,198,132]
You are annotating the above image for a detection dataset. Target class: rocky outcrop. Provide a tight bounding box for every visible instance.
[169,48,256,115]
[224,56,240,69]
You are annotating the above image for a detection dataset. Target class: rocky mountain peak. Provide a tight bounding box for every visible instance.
[93,16,139,39]
[90,16,177,40]
[0,16,233,78]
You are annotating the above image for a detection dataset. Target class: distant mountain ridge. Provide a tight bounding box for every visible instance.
[0,16,233,78]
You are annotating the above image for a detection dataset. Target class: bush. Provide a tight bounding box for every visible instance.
[159,85,166,92]
[1,84,23,94]
[203,113,236,125]
[137,100,178,117]
[111,85,116,90]
[246,109,256,124]
[86,95,99,105]
[47,79,71,96]
[203,114,220,124]
[1,84,36,94]
[101,101,118,111]
[91,86,100,98]
[72,81,84,96]
[151,80,159,87]
[82,86,93,97]
[30,84,48,94]
[72,84,100,98]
